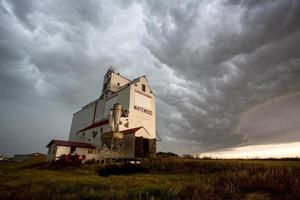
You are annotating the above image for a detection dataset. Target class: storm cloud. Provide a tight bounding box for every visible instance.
[0,0,300,155]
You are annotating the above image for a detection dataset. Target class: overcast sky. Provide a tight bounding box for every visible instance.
[0,0,300,156]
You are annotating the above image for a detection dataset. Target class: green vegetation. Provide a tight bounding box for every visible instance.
[0,156,300,200]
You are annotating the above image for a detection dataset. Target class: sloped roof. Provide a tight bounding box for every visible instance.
[77,119,109,133]
[109,76,155,96]
[112,71,131,81]
[77,75,155,113]
[47,140,95,149]
[102,127,142,136]
[120,127,142,135]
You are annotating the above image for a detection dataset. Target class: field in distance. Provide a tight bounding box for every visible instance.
[0,155,299,200]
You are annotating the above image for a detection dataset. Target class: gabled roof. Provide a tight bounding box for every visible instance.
[110,76,155,96]
[112,71,131,82]
[47,140,95,149]
[74,73,155,114]
[77,119,109,133]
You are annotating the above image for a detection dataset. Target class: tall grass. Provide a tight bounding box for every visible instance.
[0,157,299,200]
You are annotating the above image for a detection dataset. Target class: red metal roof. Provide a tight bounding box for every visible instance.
[47,140,95,149]
[77,119,109,133]
[102,127,142,136]
[120,127,142,135]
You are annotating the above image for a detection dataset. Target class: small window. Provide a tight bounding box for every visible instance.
[117,82,120,86]
[142,84,146,92]
[82,132,85,137]
[88,149,93,154]
[100,128,103,133]
[70,146,76,154]
[93,131,97,138]
[48,146,56,154]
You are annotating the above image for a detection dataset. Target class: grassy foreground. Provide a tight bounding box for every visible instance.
[0,156,300,200]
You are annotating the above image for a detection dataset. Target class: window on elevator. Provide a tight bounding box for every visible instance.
[142,84,146,92]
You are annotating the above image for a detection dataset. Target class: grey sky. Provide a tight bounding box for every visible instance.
[236,93,300,146]
[0,0,300,156]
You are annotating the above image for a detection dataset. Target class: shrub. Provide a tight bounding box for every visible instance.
[97,163,148,176]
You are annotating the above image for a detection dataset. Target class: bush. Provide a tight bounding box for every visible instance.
[97,163,148,176]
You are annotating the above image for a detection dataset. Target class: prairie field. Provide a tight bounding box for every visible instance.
[0,156,300,200]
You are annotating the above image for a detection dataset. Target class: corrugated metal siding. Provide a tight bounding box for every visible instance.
[135,137,156,157]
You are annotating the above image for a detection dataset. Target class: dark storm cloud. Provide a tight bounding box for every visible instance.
[0,0,299,155]
[0,0,112,105]
[142,0,300,151]
[0,0,114,155]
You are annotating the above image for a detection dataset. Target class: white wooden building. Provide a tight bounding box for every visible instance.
[47,68,156,161]
[47,140,96,161]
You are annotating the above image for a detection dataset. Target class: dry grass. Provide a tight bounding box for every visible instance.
[0,156,299,200]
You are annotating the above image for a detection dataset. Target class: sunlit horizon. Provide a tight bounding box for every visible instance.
[197,142,300,159]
